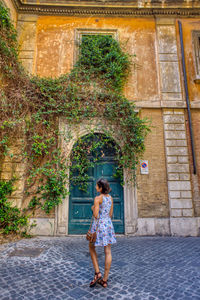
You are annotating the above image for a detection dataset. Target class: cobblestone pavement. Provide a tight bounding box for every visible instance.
[0,236,200,300]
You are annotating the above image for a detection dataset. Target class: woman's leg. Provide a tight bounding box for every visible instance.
[103,244,112,281]
[89,242,100,273]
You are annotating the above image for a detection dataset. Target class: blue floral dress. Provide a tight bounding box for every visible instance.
[90,195,117,246]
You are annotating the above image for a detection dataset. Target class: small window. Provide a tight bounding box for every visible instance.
[192,31,200,83]
[74,29,118,65]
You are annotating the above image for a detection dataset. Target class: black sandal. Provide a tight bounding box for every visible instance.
[89,271,102,287]
[98,278,108,288]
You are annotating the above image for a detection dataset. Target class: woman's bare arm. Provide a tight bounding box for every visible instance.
[93,197,100,218]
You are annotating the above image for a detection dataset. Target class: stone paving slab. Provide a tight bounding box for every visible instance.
[0,236,200,300]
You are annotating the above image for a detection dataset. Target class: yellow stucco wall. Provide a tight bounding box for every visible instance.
[32,15,169,218]
[34,16,158,101]
[3,8,200,221]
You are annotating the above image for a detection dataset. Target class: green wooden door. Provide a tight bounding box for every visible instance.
[68,134,124,234]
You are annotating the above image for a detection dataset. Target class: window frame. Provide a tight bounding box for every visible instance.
[192,30,200,83]
[73,28,118,66]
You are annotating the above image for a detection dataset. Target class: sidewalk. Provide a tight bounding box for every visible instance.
[0,236,200,300]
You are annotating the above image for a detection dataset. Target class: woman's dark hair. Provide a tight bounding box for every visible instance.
[96,178,111,194]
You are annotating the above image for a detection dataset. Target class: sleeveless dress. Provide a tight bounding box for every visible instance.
[90,195,117,246]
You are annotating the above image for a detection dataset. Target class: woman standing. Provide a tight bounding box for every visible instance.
[89,178,117,288]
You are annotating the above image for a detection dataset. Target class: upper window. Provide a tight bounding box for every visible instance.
[192,31,200,83]
[74,29,118,65]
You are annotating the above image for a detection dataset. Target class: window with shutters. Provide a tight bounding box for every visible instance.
[192,31,200,83]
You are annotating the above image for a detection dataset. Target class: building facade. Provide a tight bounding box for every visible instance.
[1,0,200,236]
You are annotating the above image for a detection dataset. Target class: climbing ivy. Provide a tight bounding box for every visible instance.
[0,177,36,235]
[0,3,150,228]
[75,34,131,91]
[70,132,123,192]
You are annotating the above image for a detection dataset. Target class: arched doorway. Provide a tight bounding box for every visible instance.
[68,133,124,234]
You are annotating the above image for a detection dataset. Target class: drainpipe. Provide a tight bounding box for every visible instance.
[178,20,197,174]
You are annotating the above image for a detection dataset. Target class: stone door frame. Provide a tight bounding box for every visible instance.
[55,117,138,236]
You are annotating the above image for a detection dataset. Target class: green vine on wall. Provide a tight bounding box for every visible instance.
[0,3,150,235]
[0,177,36,235]
[70,132,123,192]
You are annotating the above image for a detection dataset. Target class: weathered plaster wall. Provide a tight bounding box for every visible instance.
[33,15,163,220]
[17,14,38,74]
[34,16,158,101]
